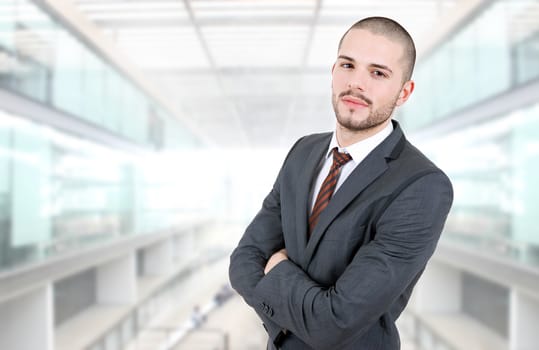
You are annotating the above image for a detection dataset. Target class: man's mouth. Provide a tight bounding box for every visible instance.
[341,95,370,108]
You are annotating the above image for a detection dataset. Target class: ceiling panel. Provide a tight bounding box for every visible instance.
[103,26,210,69]
[202,25,310,67]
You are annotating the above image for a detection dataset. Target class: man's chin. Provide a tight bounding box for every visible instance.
[336,115,369,132]
[337,118,389,133]
[336,112,368,129]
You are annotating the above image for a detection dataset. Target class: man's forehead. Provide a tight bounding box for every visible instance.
[338,29,405,68]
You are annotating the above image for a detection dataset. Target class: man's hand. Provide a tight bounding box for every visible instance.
[264,248,288,275]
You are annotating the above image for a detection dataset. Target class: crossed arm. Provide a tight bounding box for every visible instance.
[229,170,453,349]
[264,248,288,274]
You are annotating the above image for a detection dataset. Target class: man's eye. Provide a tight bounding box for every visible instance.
[341,63,353,69]
[372,70,387,78]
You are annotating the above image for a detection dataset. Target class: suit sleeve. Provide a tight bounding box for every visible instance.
[228,137,304,343]
[228,176,286,343]
[228,177,285,306]
[251,171,453,349]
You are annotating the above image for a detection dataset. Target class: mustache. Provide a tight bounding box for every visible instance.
[339,90,372,105]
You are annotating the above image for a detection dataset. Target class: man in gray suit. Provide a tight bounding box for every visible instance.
[229,16,453,350]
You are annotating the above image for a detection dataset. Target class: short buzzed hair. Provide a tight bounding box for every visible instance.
[338,16,416,82]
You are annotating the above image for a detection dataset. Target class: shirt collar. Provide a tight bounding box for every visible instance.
[326,121,394,162]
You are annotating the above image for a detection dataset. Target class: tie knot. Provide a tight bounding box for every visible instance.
[332,148,352,168]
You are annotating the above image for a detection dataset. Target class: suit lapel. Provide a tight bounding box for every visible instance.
[295,134,331,267]
[302,121,406,267]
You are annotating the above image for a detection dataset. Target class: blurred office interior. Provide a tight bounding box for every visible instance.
[1,0,539,349]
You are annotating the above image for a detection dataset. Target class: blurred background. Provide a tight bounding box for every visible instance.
[1,0,539,349]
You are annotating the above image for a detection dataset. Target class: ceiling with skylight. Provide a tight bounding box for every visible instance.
[69,0,462,148]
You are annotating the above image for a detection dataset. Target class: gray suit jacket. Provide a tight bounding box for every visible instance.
[229,121,453,349]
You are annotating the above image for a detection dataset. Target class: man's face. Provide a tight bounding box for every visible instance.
[331,29,413,133]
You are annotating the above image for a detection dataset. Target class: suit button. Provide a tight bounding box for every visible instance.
[268,308,274,316]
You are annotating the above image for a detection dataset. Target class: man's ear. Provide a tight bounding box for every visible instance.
[395,80,415,106]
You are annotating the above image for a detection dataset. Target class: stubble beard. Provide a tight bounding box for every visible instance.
[332,91,399,132]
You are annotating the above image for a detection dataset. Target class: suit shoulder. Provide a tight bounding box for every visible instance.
[286,132,331,154]
[398,140,452,185]
[400,140,437,168]
[296,132,332,147]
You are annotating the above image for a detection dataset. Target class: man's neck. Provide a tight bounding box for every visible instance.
[336,119,392,147]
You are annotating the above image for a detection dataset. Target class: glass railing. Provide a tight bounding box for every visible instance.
[0,0,195,149]
[417,101,539,268]
[399,0,539,131]
[0,0,204,273]
[0,109,205,273]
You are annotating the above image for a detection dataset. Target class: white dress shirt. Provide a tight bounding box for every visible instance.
[310,122,394,213]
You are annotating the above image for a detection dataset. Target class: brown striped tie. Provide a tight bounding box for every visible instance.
[309,148,352,235]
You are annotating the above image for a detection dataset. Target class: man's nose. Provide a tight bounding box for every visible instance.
[347,72,366,91]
